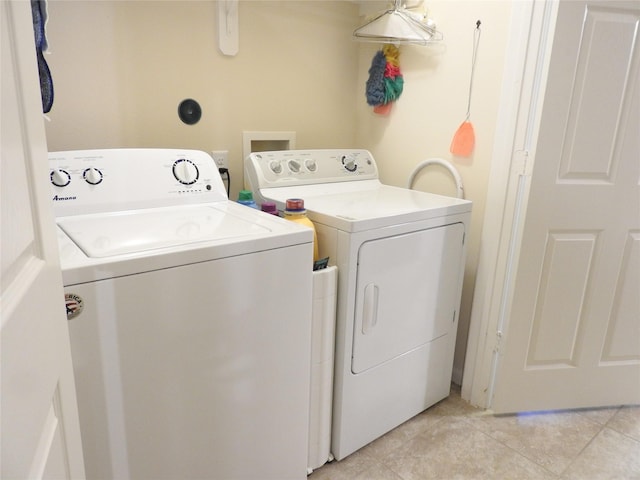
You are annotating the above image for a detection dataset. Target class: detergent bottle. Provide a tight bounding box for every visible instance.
[237,190,259,209]
[260,201,279,216]
[283,198,319,263]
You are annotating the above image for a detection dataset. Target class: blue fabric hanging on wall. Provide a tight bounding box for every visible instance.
[31,0,53,113]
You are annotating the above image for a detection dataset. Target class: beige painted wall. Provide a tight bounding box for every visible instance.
[44,0,512,384]
[44,0,361,201]
[354,1,512,381]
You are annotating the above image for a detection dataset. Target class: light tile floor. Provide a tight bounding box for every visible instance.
[309,386,640,479]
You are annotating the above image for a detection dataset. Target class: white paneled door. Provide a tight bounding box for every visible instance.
[1,1,84,478]
[492,0,640,413]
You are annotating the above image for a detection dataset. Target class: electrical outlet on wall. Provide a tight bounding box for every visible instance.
[211,150,229,169]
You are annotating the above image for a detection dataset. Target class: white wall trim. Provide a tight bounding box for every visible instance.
[461,0,559,409]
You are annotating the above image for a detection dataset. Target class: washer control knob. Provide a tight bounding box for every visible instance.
[50,169,71,187]
[305,159,317,172]
[288,159,301,173]
[83,167,103,185]
[341,155,357,172]
[172,159,199,185]
[269,161,282,174]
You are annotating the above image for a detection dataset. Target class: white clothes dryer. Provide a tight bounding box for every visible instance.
[50,149,314,480]
[245,149,472,460]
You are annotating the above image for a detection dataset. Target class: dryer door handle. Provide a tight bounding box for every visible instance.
[361,283,379,335]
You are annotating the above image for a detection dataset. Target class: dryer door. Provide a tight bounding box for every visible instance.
[351,223,465,374]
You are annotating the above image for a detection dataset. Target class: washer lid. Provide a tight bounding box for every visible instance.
[57,205,270,258]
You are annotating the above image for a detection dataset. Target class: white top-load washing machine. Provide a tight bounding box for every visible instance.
[50,149,313,480]
[245,149,472,460]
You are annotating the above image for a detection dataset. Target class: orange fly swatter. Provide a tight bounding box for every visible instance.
[451,21,481,157]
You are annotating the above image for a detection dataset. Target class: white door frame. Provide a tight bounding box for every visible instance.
[461,0,560,409]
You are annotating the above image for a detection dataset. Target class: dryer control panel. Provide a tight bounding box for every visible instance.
[49,149,227,216]
[245,149,379,191]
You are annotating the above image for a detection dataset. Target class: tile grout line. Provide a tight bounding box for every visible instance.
[603,406,640,444]
[555,419,608,478]
[456,413,562,478]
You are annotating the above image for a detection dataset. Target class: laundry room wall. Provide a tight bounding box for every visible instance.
[353,1,512,382]
[45,0,513,386]
[43,0,361,201]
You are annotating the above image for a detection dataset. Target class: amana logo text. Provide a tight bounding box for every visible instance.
[52,194,77,201]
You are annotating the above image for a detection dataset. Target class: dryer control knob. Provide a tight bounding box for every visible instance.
[305,159,317,172]
[341,155,357,172]
[173,159,199,185]
[50,169,71,187]
[269,161,282,174]
[83,167,103,185]
[287,159,301,173]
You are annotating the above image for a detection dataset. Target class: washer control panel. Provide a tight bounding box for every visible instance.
[49,148,227,216]
[245,149,379,190]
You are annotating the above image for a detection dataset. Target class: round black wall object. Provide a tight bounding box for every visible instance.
[178,98,202,125]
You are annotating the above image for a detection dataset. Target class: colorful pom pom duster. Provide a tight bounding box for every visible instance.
[365,45,404,115]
